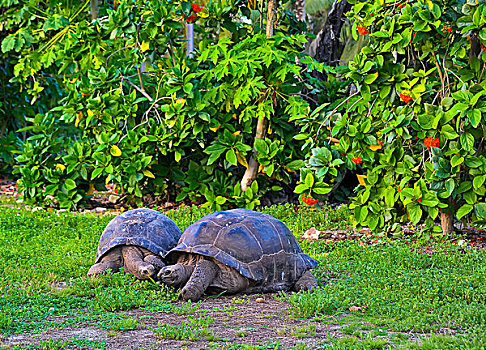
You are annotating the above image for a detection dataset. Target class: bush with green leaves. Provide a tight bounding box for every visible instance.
[296,0,486,235]
[3,0,327,209]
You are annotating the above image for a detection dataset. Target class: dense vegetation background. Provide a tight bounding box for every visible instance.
[2,0,486,236]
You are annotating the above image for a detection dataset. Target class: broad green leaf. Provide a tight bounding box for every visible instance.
[451,155,464,167]
[305,173,315,187]
[456,204,473,219]
[441,124,459,139]
[467,109,481,128]
[64,178,76,191]
[460,133,474,152]
[254,138,269,155]
[473,175,486,190]
[294,184,308,193]
[475,203,486,219]
[364,72,379,84]
[445,178,455,195]
[464,157,482,168]
[91,167,103,180]
[225,149,237,166]
[313,187,332,195]
[408,203,423,224]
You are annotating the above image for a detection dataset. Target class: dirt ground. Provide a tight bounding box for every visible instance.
[1,295,344,350]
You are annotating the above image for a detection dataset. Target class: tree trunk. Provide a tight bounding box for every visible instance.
[90,0,99,20]
[295,0,306,21]
[240,0,276,192]
[310,0,351,66]
[440,210,454,235]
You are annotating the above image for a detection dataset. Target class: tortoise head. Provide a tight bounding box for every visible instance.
[157,264,192,287]
[137,263,156,280]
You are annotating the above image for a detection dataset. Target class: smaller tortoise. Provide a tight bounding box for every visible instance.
[87,208,181,280]
[158,209,319,301]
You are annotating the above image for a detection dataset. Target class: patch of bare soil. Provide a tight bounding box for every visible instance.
[1,295,341,350]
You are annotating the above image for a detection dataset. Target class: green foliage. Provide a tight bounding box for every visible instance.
[298,0,486,234]
[283,240,486,336]
[150,315,215,341]
[3,0,325,209]
[1,205,486,348]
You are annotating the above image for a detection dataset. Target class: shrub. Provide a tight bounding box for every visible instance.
[4,0,327,209]
[297,0,486,235]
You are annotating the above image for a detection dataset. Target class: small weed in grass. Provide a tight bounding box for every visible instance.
[26,337,106,350]
[109,317,143,331]
[150,315,215,341]
[276,324,316,338]
[207,342,281,349]
[236,330,247,337]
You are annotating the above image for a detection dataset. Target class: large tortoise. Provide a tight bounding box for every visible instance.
[87,208,181,280]
[158,209,319,301]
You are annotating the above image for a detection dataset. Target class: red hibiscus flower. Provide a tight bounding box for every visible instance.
[191,3,203,13]
[424,136,440,149]
[357,26,369,35]
[377,140,383,145]
[301,196,318,206]
[352,156,363,165]
[400,93,412,103]
[183,13,197,23]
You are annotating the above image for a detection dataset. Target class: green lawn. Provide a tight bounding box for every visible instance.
[1,204,486,349]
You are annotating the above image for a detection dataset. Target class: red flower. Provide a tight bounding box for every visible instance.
[400,93,412,103]
[418,198,421,202]
[191,3,203,13]
[443,27,452,33]
[301,196,318,206]
[482,44,486,51]
[183,13,197,23]
[352,156,363,165]
[357,26,369,35]
[424,136,440,149]
[398,186,401,192]
[377,140,383,145]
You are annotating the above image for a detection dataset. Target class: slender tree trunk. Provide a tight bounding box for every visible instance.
[295,0,306,21]
[90,0,99,20]
[310,0,351,66]
[240,0,276,192]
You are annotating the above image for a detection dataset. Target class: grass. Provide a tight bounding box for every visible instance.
[1,202,486,348]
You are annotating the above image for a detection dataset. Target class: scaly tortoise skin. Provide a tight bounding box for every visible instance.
[87,208,181,280]
[158,209,319,301]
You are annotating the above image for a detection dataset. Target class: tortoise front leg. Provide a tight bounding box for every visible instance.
[122,246,156,280]
[293,271,318,291]
[87,249,122,277]
[179,259,218,301]
[144,254,166,271]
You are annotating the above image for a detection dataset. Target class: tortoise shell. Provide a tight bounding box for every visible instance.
[95,208,181,263]
[166,209,318,289]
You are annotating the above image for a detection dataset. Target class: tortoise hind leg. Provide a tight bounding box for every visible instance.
[87,249,122,277]
[122,246,156,280]
[179,259,218,301]
[293,271,318,291]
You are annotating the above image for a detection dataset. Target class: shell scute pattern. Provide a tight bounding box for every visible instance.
[95,208,181,263]
[168,209,318,288]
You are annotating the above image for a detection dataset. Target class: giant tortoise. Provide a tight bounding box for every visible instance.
[158,209,319,301]
[87,208,181,280]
